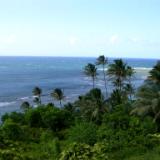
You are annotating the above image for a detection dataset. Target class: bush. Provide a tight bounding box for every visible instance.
[60,142,108,160]
[41,107,73,132]
[2,119,24,141]
[1,112,25,125]
[25,109,44,128]
[68,122,97,145]
[129,116,157,135]
[40,130,55,142]
[24,105,73,131]
[0,149,22,160]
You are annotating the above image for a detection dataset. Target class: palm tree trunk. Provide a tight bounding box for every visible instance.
[129,93,132,100]
[93,77,95,89]
[129,78,133,100]
[39,95,41,105]
[153,111,160,123]
[60,100,62,108]
[103,65,107,98]
[118,77,122,92]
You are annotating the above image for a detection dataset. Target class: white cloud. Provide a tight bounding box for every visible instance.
[128,37,160,47]
[68,36,78,46]
[0,34,17,44]
[109,35,120,45]
[129,37,139,43]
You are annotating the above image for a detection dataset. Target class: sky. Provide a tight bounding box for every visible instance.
[0,0,160,58]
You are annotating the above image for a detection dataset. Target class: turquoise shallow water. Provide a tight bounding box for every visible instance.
[0,56,158,115]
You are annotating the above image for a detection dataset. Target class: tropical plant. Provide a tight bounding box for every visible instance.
[68,122,97,145]
[74,88,107,123]
[51,88,65,107]
[32,87,42,104]
[124,83,134,100]
[84,63,98,89]
[41,106,73,131]
[20,101,31,111]
[131,62,160,123]
[64,102,75,114]
[25,108,44,127]
[125,66,135,99]
[126,66,134,83]
[148,61,160,84]
[2,119,24,140]
[96,55,108,97]
[107,59,127,91]
[1,112,25,125]
[60,142,108,160]
[88,88,107,122]
[131,83,160,123]
[109,89,127,106]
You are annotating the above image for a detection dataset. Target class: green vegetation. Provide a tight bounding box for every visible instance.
[96,55,108,97]
[51,88,65,107]
[84,63,98,89]
[32,87,42,105]
[1,57,160,159]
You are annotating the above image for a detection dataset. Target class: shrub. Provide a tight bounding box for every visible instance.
[2,119,24,141]
[68,122,97,145]
[1,112,25,125]
[60,142,108,160]
[25,109,44,128]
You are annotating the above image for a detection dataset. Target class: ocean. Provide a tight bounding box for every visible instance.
[0,56,158,116]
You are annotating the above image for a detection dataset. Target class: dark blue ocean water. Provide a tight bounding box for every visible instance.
[0,56,158,116]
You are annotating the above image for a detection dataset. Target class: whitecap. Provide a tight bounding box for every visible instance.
[19,96,30,100]
[97,68,108,71]
[134,67,152,71]
[0,101,16,107]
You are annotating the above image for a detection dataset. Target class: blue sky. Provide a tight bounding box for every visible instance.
[0,0,160,58]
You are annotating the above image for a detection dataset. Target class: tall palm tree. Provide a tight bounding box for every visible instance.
[84,63,98,89]
[51,88,65,107]
[126,66,134,83]
[109,89,127,107]
[131,84,160,123]
[148,61,160,84]
[131,62,160,122]
[96,55,108,97]
[125,66,135,99]
[74,88,107,124]
[20,101,30,111]
[89,88,107,122]
[32,87,42,104]
[107,59,127,91]
[124,83,134,100]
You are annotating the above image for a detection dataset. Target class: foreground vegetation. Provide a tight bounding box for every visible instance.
[1,56,160,160]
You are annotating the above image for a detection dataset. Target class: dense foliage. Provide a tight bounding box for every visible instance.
[1,57,160,159]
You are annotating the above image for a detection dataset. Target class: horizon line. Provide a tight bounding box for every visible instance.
[0,55,159,60]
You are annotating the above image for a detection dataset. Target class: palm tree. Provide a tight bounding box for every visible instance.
[51,88,65,107]
[20,101,30,111]
[107,59,127,91]
[148,61,160,84]
[84,63,98,89]
[74,88,107,124]
[126,66,134,83]
[109,89,127,107]
[96,55,108,97]
[125,66,135,99]
[131,61,160,122]
[89,88,107,122]
[124,83,134,100]
[131,84,160,123]
[32,87,42,104]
